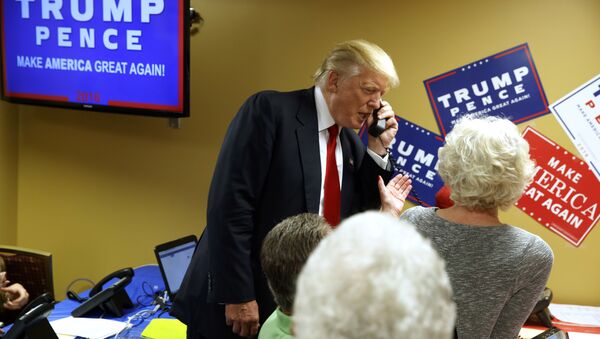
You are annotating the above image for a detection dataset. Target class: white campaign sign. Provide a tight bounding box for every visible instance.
[550,74,600,182]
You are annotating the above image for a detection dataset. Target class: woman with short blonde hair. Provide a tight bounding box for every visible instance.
[438,116,535,211]
[398,115,553,339]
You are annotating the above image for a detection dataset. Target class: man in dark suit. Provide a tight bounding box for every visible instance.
[172,39,400,339]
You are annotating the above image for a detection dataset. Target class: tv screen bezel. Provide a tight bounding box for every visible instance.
[0,0,191,118]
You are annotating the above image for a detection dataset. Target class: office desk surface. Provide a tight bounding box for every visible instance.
[50,264,175,338]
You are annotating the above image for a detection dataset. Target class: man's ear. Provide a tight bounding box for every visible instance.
[326,71,339,93]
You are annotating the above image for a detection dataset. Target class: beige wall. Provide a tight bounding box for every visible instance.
[0,101,18,244]
[12,0,600,305]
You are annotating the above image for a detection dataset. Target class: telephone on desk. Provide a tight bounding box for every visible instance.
[3,292,57,339]
[523,288,569,339]
[71,267,134,318]
[527,287,554,327]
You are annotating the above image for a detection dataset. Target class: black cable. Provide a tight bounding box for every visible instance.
[137,294,154,307]
[65,277,96,302]
[65,278,95,294]
[157,308,171,318]
[137,281,160,307]
[141,281,156,297]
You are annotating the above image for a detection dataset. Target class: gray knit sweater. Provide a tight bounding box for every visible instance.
[400,206,553,339]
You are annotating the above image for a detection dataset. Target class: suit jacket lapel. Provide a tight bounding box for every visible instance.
[296,88,321,213]
[340,128,355,218]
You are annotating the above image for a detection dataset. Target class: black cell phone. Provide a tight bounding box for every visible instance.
[368,103,386,137]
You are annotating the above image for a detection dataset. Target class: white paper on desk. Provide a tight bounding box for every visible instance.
[50,316,128,339]
[549,303,600,326]
[568,333,600,339]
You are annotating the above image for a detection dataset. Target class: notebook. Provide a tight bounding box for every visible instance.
[154,235,197,299]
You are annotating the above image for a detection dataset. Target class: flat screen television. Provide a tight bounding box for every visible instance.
[1,0,190,117]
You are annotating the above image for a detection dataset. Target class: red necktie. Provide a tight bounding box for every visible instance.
[323,125,341,227]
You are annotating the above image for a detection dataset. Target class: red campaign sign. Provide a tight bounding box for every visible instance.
[517,127,600,246]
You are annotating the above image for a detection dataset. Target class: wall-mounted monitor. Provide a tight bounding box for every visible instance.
[1,0,190,117]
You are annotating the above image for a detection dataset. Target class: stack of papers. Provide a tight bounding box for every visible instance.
[546,304,600,337]
[549,304,600,326]
[50,317,128,339]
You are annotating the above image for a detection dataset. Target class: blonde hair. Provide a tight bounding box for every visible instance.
[437,115,535,211]
[313,39,399,89]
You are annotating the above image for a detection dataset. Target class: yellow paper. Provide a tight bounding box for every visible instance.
[141,318,187,339]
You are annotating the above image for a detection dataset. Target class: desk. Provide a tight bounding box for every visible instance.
[50,264,174,338]
[520,327,600,338]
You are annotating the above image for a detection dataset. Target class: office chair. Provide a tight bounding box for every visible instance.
[0,245,54,324]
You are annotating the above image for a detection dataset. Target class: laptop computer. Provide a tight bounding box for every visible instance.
[154,235,197,299]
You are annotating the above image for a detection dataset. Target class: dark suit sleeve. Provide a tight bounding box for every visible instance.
[358,151,393,210]
[205,92,277,304]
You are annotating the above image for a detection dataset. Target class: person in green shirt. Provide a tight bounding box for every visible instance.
[258,213,330,339]
[258,174,412,339]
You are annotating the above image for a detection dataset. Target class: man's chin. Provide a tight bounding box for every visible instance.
[344,123,362,130]
[337,118,365,130]
[354,119,368,130]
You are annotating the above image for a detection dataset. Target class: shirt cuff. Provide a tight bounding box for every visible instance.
[367,148,390,170]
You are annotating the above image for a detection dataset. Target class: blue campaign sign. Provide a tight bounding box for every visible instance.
[1,0,186,113]
[424,43,549,136]
[359,117,445,207]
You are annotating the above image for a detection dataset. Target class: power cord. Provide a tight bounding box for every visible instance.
[65,278,95,303]
[113,291,169,338]
[152,290,169,311]
[136,281,161,307]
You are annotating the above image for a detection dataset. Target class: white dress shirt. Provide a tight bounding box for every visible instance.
[314,87,389,215]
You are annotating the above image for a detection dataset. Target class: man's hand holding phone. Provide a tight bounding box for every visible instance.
[367,100,398,156]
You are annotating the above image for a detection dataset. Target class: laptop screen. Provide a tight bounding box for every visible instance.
[154,235,197,298]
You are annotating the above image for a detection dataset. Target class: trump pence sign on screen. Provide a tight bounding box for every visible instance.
[1,0,189,116]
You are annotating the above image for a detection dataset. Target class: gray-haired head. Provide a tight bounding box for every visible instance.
[294,211,456,339]
[438,115,536,211]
